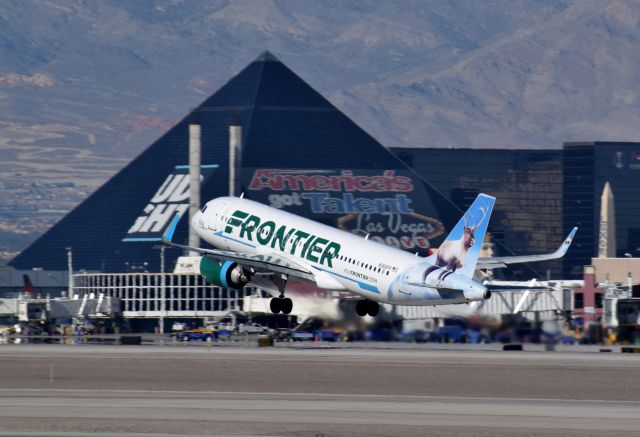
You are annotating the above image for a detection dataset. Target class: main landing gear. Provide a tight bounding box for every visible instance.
[356,299,379,317]
[270,273,292,315]
[270,296,293,315]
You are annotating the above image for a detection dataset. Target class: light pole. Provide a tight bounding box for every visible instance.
[154,245,166,336]
[66,247,73,298]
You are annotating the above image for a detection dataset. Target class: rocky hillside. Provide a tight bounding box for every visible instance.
[1,0,639,261]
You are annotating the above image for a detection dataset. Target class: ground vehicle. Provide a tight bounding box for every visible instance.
[291,331,314,341]
[171,322,188,332]
[237,323,269,334]
[172,328,216,341]
[0,325,17,336]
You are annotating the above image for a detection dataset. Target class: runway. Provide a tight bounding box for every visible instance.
[1,344,639,436]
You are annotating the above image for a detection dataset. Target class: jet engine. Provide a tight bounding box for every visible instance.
[199,256,250,289]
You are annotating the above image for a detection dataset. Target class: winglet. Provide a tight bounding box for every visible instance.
[162,214,181,243]
[556,227,578,256]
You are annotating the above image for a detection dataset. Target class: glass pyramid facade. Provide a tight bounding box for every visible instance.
[10,52,471,273]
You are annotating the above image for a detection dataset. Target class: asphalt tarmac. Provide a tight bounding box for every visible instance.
[0,343,639,437]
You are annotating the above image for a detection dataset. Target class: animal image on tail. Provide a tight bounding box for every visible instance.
[422,194,495,282]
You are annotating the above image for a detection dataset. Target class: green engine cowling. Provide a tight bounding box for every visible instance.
[199,256,249,289]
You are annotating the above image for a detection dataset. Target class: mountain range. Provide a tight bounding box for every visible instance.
[1,0,639,262]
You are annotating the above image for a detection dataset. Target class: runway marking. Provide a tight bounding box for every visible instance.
[1,389,639,405]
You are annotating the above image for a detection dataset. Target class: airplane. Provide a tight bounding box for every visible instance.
[162,193,577,317]
[22,274,35,298]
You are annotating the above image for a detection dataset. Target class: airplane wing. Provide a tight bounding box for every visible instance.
[161,215,316,282]
[476,227,577,269]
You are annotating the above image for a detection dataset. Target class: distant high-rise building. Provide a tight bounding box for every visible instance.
[564,142,640,276]
[392,148,563,279]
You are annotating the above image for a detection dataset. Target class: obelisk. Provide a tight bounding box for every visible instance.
[598,182,616,258]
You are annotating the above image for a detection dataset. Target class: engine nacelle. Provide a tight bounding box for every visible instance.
[199,257,250,289]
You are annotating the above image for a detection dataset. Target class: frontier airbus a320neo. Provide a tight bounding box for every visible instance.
[162,193,576,317]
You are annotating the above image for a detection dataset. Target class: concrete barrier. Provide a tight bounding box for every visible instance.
[120,335,142,345]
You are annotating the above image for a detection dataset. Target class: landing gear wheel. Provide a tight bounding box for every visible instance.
[367,300,379,317]
[270,297,282,314]
[281,298,293,315]
[356,300,368,317]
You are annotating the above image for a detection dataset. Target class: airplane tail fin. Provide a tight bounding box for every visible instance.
[22,274,35,297]
[426,193,495,278]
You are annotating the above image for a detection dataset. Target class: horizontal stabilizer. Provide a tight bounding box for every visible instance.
[477,227,577,269]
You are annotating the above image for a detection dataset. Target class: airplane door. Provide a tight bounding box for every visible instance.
[207,200,228,231]
[207,200,232,250]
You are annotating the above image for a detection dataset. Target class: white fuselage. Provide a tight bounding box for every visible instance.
[192,197,488,306]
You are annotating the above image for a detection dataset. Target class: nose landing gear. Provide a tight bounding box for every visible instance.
[356,299,379,317]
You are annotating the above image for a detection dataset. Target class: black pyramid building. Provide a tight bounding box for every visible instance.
[11,52,467,273]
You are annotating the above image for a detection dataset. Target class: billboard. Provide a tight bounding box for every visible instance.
[245,168,445,254]
[123,164,218,242]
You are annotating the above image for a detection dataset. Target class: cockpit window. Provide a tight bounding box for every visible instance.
[201,205,208,213]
